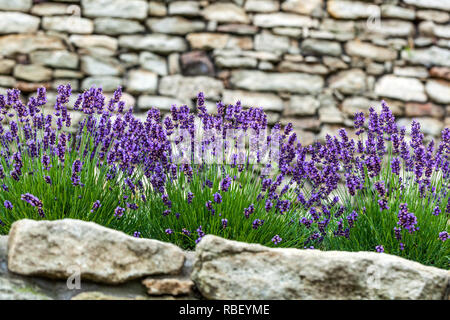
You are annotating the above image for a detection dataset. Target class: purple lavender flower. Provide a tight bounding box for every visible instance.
[252,219,264,230]
[21,193,43,208]
[439,231,448,242]
[213,192,222,204]
[4,200,13,210]
[165,228,174,235]
[397,203,418,233]
[265,199,273,212]
[272,235,282,245]
[91,200,101,213]
[378,199,389,211]
[221,218,228,229]
[195,225,205,244]
[133,231,141,238]
[375,245,384,253]
[114,206,125,218]
[182,228,191,236]
[244,204,255,219]
[220,175,232,192]
[391,157,401,175]
[432,206,441,216]
[187,191,194,204]
[44,176,52,185]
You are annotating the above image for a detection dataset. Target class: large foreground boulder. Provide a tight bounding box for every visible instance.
[192,235,449,300]
[7,219,185,284]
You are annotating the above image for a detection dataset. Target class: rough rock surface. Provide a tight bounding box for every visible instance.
[7,219,185,284]
[192,235,449,300]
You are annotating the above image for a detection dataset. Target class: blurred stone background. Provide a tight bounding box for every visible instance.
[0,0,449,144]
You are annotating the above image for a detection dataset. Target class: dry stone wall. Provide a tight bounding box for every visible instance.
[0,219,449,300]
[0,0,449,145]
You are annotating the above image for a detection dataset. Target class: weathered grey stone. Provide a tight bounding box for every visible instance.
[278,61,329,74]
[217,24,259,35]
[0,59,15,75]
[0,0,32,12]
[192,235,449,300]
[139,52,167,76]
[202,3,250,24]
[327,1,375,19]
[142,279,194,296]
[168,1,200,16]
[138,95,189,110]
[416,10,449,23]
[425,79,450,104]
[345,41,397,62]
[148,1,167,16]
[323,56,348,71]
[259,61,274,70]
[405,102,445,118]
[301,39,342,57]
[119,53,139,68]
[31,3,74,16]
[381,5,415,20]
[0,277,52,300]
[146,17,205,35]
[70,35,118,51]
[272,27,302,38]
[0,76,16,87]
[168,53,181,75]
[231,70,324,94]
[319,106,343,125]
[159,75,224,100]
[181,51,214,76]
[285,95,320,116]
[7,219,185,284]
[187,33,252,50]
[119,35,188,53]
[253,13,317,28]
[13,65,52,82]
[254,33,290,53]
[82,76,123,91]
[0,12,40,34]
[393,66,429,79]
[403,0,450,11]
[245,0,279,13]
[81,55,124,76]
[401,46,450,67]
[365,20,415,37]
[126,69,158,94]
[216,49,281,62]
[30,51,79,70]
[53,69,84,79]
[419,21,450,38]
[375,75,427,102]
[94,18,145,35]
[329,69,367,95]
[215,56,257,69]
[71,291,148,300]
[222,90,283,111]
[42,16,94,34]
[81,0,148,20]
[281,0,322,15]
[430,66,450,80]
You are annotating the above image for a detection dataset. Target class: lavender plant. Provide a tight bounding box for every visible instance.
[0,85,447,269]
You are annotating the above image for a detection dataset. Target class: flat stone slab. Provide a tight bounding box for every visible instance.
[192,235,449,300]
[7,219,185,284]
